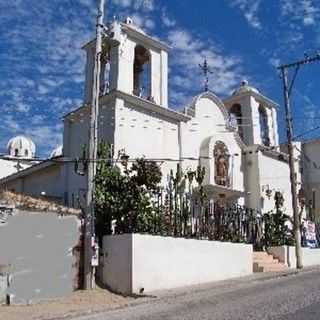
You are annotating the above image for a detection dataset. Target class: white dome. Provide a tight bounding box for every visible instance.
[232,80,259,96]
[7,135,36,159]
[50,145,63,158]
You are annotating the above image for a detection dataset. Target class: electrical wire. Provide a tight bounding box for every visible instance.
[0,153,242,164]
[294,145,320,170]
[293,125,320,141]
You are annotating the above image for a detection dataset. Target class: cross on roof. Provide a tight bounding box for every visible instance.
[199,58,213,92]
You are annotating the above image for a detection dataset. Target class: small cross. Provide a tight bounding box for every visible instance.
[199,58,213,92]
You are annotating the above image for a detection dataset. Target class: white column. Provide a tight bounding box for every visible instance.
[160,50,168,108]
[151,50,161,105]
[272,107,279,147]
[266,107,274,146]
[251,97,262,145]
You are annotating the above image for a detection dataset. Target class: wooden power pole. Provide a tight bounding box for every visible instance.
[280,67,303,269]
[84,0,106,289]
[278,53,320,269]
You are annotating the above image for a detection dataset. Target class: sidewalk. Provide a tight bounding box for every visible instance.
[0,287,133,320]
[1,266,319,320]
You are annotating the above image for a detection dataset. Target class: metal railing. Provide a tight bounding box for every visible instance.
[112,200,265,247]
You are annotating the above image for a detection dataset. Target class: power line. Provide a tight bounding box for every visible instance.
[293,125,320,140]
[294,145,320,171]
[0,153,242,165]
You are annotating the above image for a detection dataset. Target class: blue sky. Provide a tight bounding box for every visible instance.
[1,0,320,157]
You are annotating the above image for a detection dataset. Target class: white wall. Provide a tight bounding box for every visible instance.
[181,94,244,193]
[101,234,132,294]
[2,164,63,201]
[258,152,292,214]
[0,159,33,180]
[242,146,260,209]
[114,97,179,182]
[24,165,61,198]
[64,112,89,205]
[302,140,320,218]
[268,246,320,268]
[102,234,253,295]
[63,101,117,207]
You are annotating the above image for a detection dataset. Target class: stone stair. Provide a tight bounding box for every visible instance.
[253,251,288,272]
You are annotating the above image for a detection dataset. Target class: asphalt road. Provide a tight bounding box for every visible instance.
[73,269,320,320]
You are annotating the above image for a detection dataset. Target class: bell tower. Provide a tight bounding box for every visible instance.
[224,80,279,147]
[82,17,169,108]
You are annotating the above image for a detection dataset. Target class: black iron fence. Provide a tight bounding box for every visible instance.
[113,200,266,248]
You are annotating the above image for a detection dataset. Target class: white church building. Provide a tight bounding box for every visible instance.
[0,18,306,215]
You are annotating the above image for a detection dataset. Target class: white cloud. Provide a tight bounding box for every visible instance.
[2,115,21,132]
[292,88,320,137]
[0,1,93,155]
[134,0,155,11]
[16,103,30,113]
[112,0,155,11]
[167,29,245,107]
[280,0,320,27]
[161,9,176,28]
[167,30,204,52]
[268,57,281,68]
[112,0,132,9]
[111,0,156,32]
[38,85,49,95]
[130,13,145,29]
[145,18,155,30]
[31,115,45,126]
[25,124,63,156]
[228,0,262,29]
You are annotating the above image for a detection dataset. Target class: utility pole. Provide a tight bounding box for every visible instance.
[280,67,303,269]
[84,0,106,289]
[278,53,320,269]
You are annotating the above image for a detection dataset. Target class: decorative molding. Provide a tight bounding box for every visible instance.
[64,90,190,123]
[121,23,171,52]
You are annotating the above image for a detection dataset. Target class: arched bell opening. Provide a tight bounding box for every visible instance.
[133,45,152,100]
[229,103,244,140]
[259,105,270,146]
[99,43,111,96]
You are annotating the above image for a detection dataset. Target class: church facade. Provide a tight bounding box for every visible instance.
[0,18,304,216]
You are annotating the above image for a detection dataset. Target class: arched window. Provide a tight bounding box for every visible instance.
[259,105,270,146]
[229,104,243,139]
[14,148,19,157]
[133,45,151,100]
[214,141,230,187]
[25,149,28,157]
